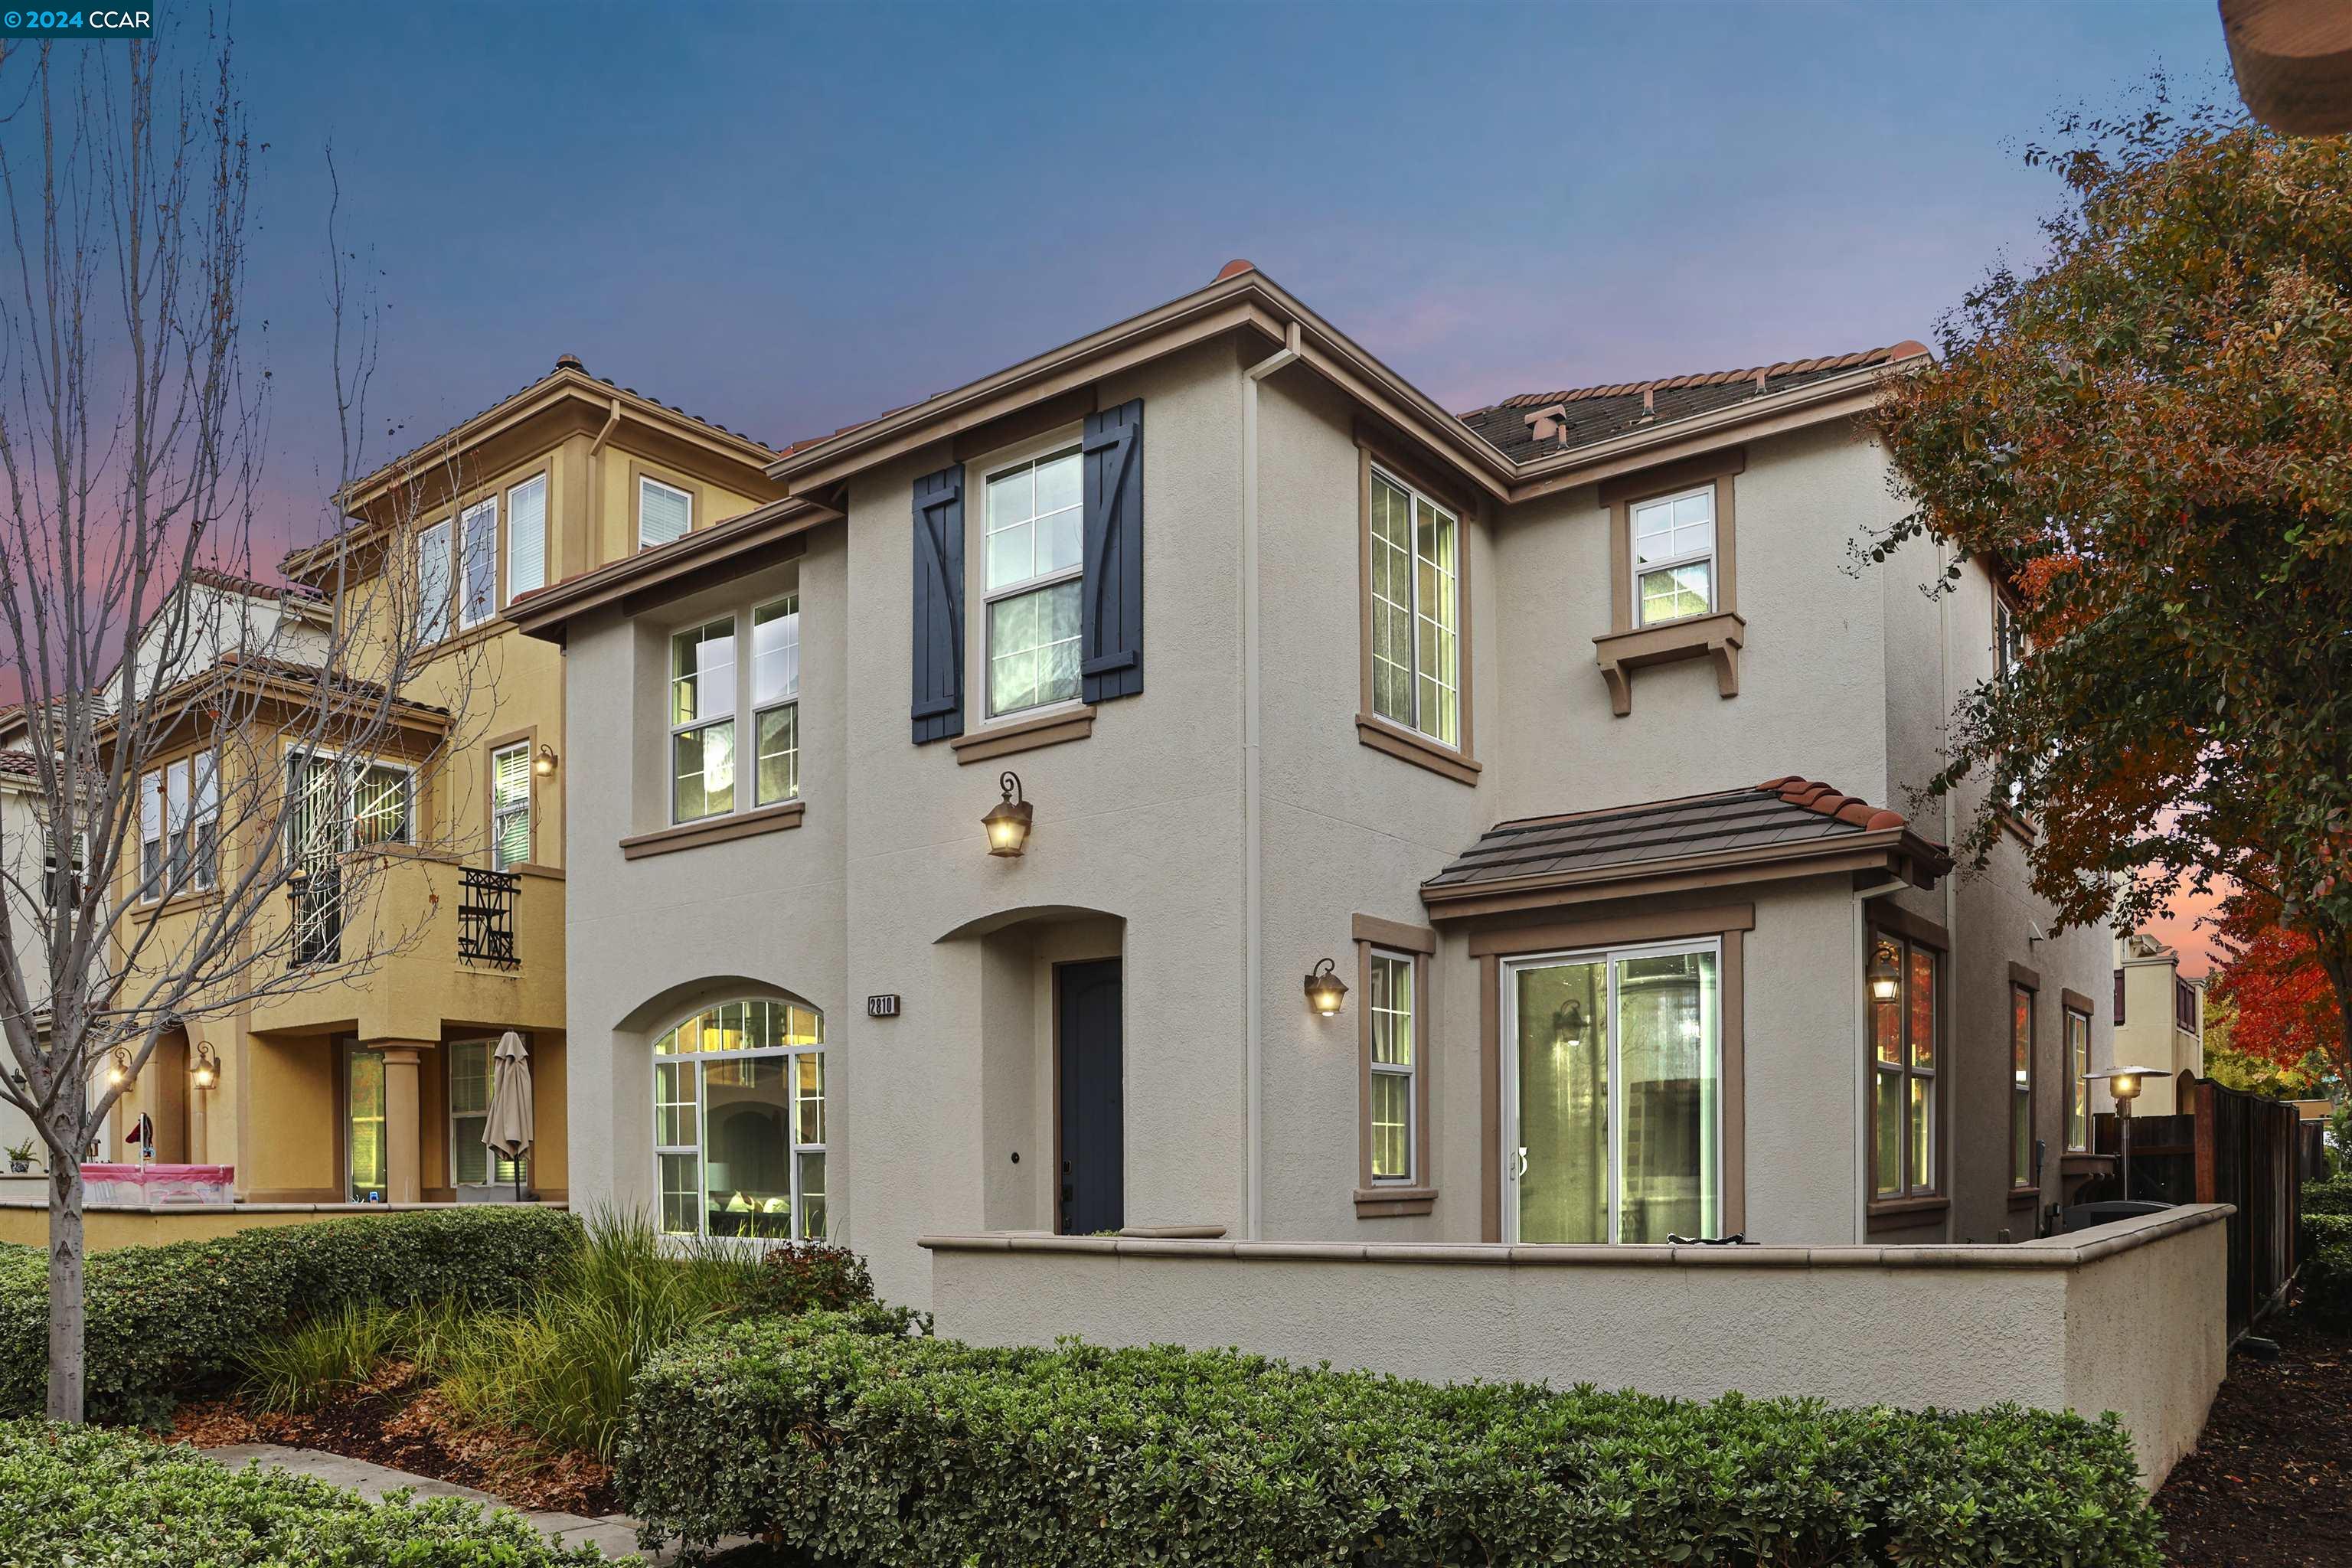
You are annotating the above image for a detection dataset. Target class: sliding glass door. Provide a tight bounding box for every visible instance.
[1505,940,1721,1244]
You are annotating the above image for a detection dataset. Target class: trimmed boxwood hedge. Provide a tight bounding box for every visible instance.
[617,1312,2165,1567]
[2303,1210,2352,1325]
[0,1418,619,1566]
[0,1206,581,1423]
[2302,1177,2352,1217]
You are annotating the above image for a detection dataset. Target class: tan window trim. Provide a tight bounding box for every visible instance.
[1475,910,1746,1244]
[482,724,539,871]
[1356,916,1436,1217]
[1870,900,1949,953]
[2061,991,2095,1155]
[951,704,1095,765]
[1355,425,1478,786]
[2009,975,2039,1195]
[1595,449,1743,716]
[630,459,704,553]
[1867,1194,1951,1230]
[620,798,804,860]
[1865,927,1945,1205]
[1591,611,1744,717]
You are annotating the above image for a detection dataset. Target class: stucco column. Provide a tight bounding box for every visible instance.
[379,1045,423,1204]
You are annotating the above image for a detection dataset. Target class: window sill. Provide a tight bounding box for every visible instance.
[416,616,511,667]
[620,799,805,860]
[1592,609,1744,717]
[951,704,1095,764]
[1354,713,1480,786]
[2007,1187,2041,1210]
[129,887,221,926]
[1354,1186,1438,1218]
[1865,1194,1948,1230]
[1998,812,2037,846]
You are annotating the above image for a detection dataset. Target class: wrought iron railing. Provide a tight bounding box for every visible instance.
[457,866,521,969]
[290,866,342,968]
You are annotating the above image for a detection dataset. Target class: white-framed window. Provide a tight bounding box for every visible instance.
[459,496,498,629]
[639,475,692,550]
[288,750,416,861]
[139,751,218,902]
[670,617,737,823]
[2065,1006,2091,1154]
[490,741,531,870]
[1631,484,1716,626]
[653,998,827,1242]
[1867,936,1939,1200]
[751,594,800,807]
[1367,949,1416,1184]
[43,835,85,911]
[449,1038,524,1186]
[982,444,1083,718]
[1368,467,1460,746]
[505,473,547,605]
[416,519,452,645]
[1503,938,1722,1244]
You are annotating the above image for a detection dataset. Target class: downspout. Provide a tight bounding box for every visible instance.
[1854,878,1906,1243]
[1938,536,1958,1243]
[1241,322,1302,1243]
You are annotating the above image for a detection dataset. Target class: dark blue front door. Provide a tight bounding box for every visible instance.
[1057,959,1123,1234]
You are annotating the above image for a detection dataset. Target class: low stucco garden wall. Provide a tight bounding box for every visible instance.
[0,1195,569,1252]
[923,1203,2230,1488]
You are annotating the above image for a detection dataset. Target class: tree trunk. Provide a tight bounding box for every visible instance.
[45,1121,85,1424]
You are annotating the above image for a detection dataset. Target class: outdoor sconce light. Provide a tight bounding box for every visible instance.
[103,1049,131,1090]
[286,862,311,896]
[1867,939,1901,1003]
[534,743,559,778]
[1304,959,1349,1017]
[191,1044,220,1092]
[982,772,1033,858]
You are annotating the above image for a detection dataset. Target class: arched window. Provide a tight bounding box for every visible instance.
[652,998,825,1241]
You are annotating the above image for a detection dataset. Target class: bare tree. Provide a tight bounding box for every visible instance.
[0,36,489,1419]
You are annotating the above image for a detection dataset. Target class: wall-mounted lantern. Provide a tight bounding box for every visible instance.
[1867,939,1901,1003]
[1304,958,1349,1017]
[103,1048,132,1090]
[982,772,1033,858]
[191,1043,220,1092]
[534,743,559,778]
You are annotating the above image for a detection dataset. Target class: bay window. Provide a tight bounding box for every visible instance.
[670,618,737,823]
[653,998,827,1241]
[982,445,1083,718]
[1867,935,1939,1201]
[1368,467,1460,746]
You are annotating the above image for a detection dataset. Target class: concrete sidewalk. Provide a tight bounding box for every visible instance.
[202,1442,701,1562]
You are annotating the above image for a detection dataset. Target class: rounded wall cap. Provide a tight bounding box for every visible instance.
[554,354,586,373]
[1214,259,1256,282]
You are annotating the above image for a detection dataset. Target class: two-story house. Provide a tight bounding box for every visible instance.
[100,364,782,1207]
[2112,929,2206,1116]
[512,263,2117,1309]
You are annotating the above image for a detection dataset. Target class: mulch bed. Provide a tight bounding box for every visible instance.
[2155,1306,2352,1567]
[171,1367,619,1517]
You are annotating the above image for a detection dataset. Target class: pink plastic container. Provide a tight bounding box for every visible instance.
[80,1163,235,1207]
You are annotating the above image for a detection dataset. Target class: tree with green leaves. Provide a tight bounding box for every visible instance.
[1868,94,2352,1076]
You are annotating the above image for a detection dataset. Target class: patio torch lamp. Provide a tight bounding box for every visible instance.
[2087,1066,2164,1201]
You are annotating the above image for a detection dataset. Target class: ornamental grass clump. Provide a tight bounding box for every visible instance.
[619,1312,2165,1567]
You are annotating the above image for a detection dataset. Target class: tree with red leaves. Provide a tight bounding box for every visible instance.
[1869,93,2352,1080]
[2213,893,2344,1080]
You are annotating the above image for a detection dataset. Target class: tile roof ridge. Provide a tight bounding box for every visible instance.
[1758,776,1908,833]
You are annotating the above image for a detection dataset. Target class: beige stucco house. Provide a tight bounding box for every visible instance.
[2112,929,2206,1117]
[514,263,2120,1312]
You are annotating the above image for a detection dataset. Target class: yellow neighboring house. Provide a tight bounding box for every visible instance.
[108,358,782,1207]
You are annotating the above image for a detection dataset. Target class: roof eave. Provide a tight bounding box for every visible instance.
[509,495,844,642]
[1502,349,1931,502]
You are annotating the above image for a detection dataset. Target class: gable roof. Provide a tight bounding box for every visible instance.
[1421,776,1949,918]
[1459,345,1928,466]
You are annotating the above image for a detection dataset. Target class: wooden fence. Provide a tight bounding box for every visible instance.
[2092,1073,2301,1338]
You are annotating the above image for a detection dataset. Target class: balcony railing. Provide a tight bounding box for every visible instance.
[457,866,520,969]
[290,866,342,968]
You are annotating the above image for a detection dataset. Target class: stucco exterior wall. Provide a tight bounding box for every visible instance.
[926,1203,2230,1488]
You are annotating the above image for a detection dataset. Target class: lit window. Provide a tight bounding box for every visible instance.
[1368,469,1460,745]
[2011,985,2035,1189]
[982,446,1083,718]
[2065,1008,2090,1153]
[1867,936,1939,1200]
[669,618,737,824]
[1631,485,1715,626]
[653,998,827,1241]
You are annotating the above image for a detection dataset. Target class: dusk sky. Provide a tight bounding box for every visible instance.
[223,1,2229,965]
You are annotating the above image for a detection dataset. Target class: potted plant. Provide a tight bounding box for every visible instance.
[5,1138,35,1175]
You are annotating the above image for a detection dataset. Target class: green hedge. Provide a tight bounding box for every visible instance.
[617,1313,2164,1567]
[0,1206,582,1423]
[2302,1177,2352,1217]
[2304,1210,2352,1326]
[0,1418,619,1566]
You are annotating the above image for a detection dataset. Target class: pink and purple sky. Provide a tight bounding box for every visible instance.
[65,2,2249,965]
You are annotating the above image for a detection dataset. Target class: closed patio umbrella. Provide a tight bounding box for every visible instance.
[482,1031,534,1202]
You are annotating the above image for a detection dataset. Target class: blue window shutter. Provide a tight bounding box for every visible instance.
[1081,399,1144,703]
[910,465,965,743]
